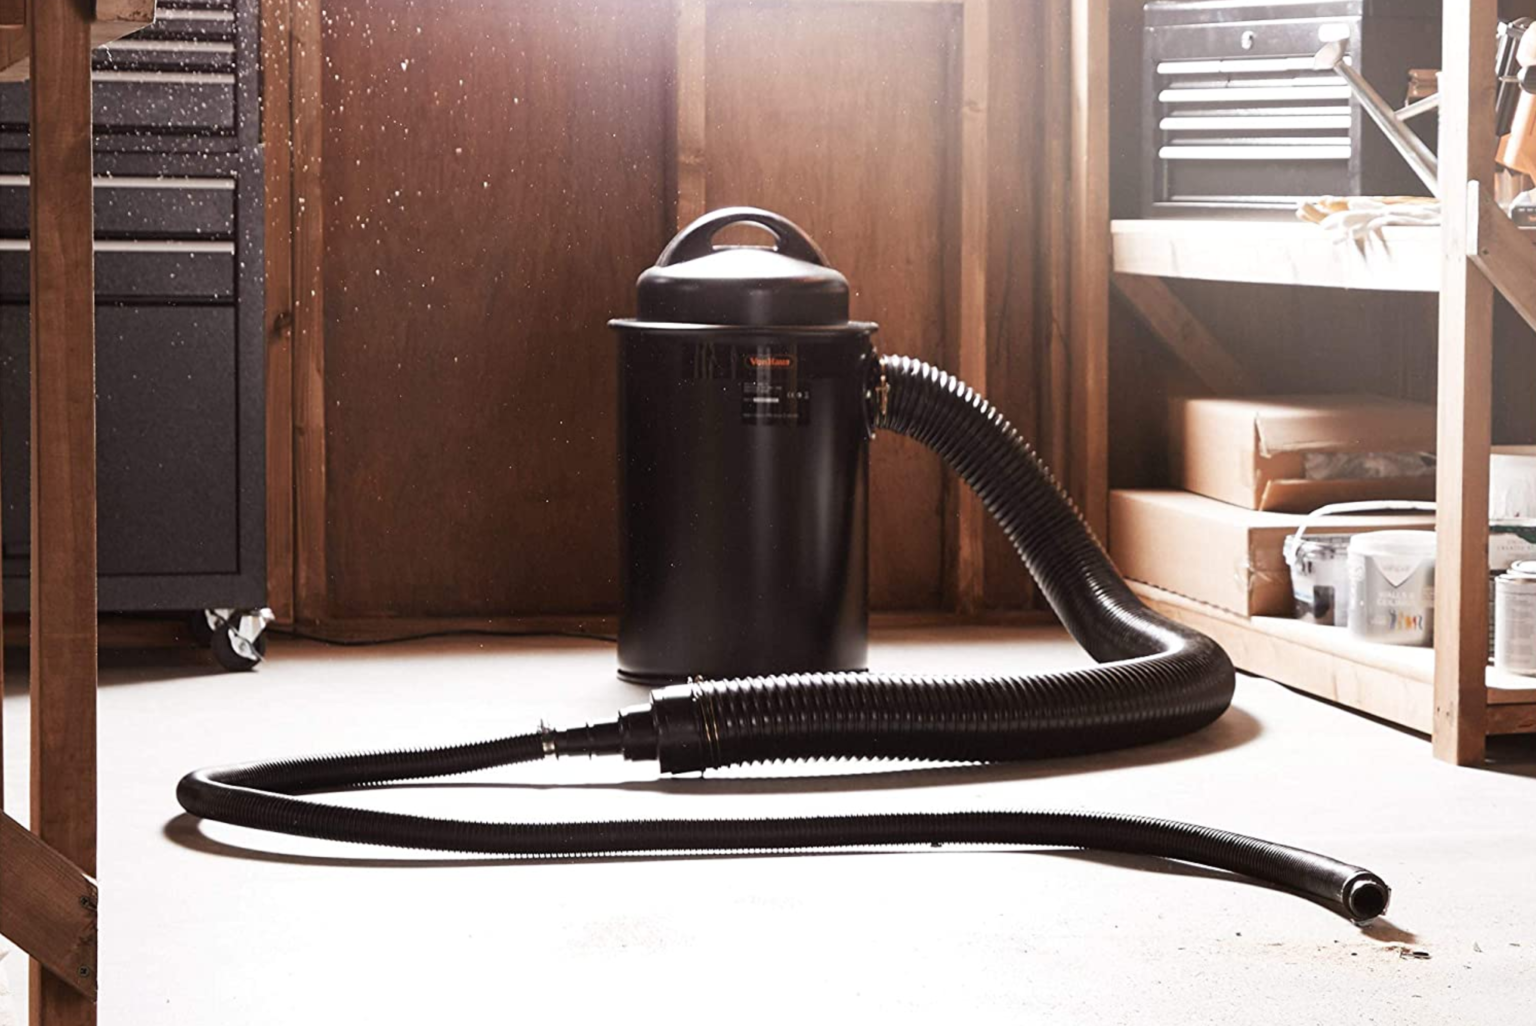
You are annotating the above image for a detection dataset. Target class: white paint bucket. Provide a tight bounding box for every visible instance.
[1347,530,1436,647]
[1283,500,1436,628]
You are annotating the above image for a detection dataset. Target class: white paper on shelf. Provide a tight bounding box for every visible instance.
[0,945,17,1026]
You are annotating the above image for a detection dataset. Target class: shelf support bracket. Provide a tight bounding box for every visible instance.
[0,813,99,1000]
[1112,273,1258,394]
[1467,180,1536,335]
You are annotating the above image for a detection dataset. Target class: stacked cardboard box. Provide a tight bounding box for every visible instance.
[1111,394,1439,618]
[1109,490,1435,617]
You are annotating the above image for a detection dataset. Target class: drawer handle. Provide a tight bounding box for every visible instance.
[1157,56,1326,75]
[92,70,236,86]
[1159,85,1354,104]
[0,174,235,191]
[156,9,235,21]
[1160,114,1352,132]
[1159,144,1352,161]
[100,40,236,55]
[0,239,235,254]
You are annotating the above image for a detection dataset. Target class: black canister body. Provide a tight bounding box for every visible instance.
[610,207,876,683]
[615,329,872,682]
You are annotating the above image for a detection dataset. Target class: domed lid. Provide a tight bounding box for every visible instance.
[634,208,849,327]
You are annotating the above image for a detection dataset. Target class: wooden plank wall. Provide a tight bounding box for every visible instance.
[313,0,672,620]
[277,0,1070,625]
[702,2,954,609]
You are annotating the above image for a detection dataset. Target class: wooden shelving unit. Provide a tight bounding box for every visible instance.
[0,2,149,1024]
[1072,0,1536,765]
[1133,583,1536,737]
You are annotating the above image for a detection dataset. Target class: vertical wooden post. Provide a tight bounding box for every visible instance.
[952,0,988,614]
[263,0,296,624]
[27,0,98,1022]
[1039,0,1071,498]
[673,0,707,229]
[291,0,327,624]
[1068,0,1109,539]
[1434,0,1496,766]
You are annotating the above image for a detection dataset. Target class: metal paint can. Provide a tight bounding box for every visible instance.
[1494,565,1536,675]
[1347,531,1436,647]
[1283,533,1353,626]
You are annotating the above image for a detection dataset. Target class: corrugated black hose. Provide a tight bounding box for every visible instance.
[177,355,1390,923]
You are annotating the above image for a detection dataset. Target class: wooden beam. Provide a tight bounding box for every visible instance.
[290,0,326,624]
[93,0,153,26]
[1433,0,1496,766]
[1039,0,1070,496]
[952,0,987,614]
[28,0,99,1020]
[262,0,295,623]
[673,0,706,229]
[0,814,97,1001]
[1068,0,1109,539]
[0,0,23,26]
[1131,581,1536,738]
[1489,701,1536,735]
[0,25,25,82]
[1133,583,1437,734]
[1112,273,1257,394]
[1468,181,1536,334]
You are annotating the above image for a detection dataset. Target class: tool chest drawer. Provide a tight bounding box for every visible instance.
[0,304,240,577]
[0,0,263,615]
[0,72,236,136]
[0,241,235,301]
[1142,0,1440,214]
[0,0,248,152]
[0,174,236,238]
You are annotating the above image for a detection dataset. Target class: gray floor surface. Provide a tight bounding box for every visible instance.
[2,626,1534,1024]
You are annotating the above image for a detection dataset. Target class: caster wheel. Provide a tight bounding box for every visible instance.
[212,627,267,672]
[187,611,215,648]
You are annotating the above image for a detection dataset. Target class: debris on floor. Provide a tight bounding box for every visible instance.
[1388,945,1434,961]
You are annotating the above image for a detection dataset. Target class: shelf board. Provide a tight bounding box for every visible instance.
[1130,581,1536,737]
[0,2,156,83]
[1111,218,1444,292]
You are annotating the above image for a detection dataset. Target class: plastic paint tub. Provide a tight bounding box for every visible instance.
[1494,565,1536,675]
[1283,532,1353,626]
[1283,500,1436,629]
[1347,530,1436,647]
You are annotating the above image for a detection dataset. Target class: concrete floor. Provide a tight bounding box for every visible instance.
[3,626,1535,1024]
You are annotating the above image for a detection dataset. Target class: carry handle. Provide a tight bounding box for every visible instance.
[657,207,829,267]
[1290,500,1437,547]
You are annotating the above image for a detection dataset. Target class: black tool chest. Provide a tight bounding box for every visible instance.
[0,0,264,613]
[1142,0,1441,214]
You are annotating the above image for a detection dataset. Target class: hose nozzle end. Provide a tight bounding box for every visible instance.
[1344,874,1391,924]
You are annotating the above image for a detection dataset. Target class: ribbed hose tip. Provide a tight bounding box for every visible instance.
[1344,874,1391,923]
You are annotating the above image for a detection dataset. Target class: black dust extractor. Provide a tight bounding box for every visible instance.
[177,208,1391,924]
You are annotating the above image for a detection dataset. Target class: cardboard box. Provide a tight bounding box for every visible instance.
[1491,521,1536,571]
[1170,394,1437,512]
[1109,490,1436,617]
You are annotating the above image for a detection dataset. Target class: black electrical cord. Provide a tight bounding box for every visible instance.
[177,355,1390,923]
